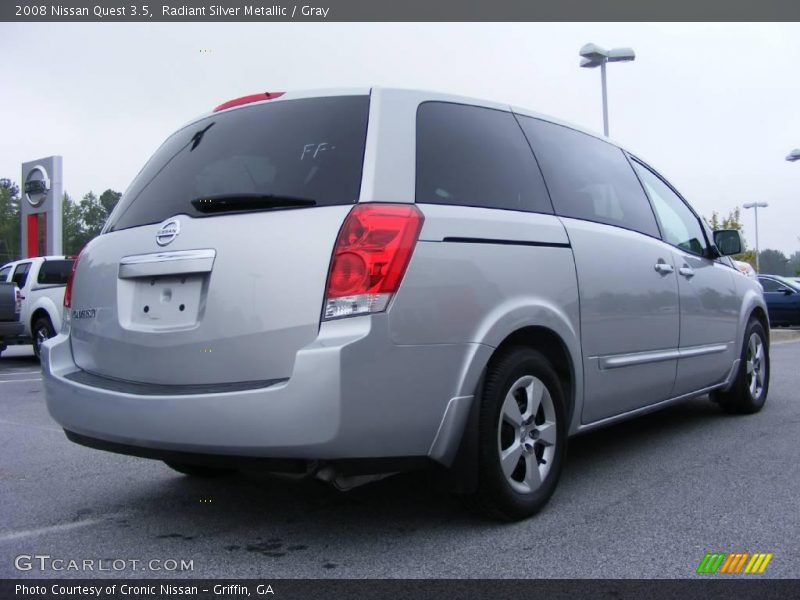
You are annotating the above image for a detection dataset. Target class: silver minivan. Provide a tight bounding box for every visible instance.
[42,88,770,520]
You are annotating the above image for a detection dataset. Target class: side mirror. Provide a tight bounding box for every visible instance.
[713,229,743,256]
[777,287,794,295]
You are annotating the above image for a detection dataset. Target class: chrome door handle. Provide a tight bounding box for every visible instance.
[654,261,674,275]
[678,266,695,278]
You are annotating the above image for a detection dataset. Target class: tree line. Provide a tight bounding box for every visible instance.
[707,207,800,276]
[0,178,121,263]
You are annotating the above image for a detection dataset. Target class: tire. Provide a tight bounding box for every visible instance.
[163,461,236,478]
[466,347,568,521]
[32,316,55,359]
[711,320,769,414]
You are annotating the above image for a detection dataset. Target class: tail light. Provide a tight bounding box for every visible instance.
[324,204,424,320]
[63,250,83,309]
[14,287,21,315]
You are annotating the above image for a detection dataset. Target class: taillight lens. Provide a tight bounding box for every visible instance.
[324,204,424,320]
[63,250,83,309]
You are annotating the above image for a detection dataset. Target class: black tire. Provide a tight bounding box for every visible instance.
[163,461,236,478]
[32,316,55,359]
[711,319,769,414]
[465,347,567,521]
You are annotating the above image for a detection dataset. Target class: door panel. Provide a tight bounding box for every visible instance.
[671,251,739,394]
[563,218,680,423]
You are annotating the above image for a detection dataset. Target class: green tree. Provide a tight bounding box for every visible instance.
[787,251,800,277]
[61,188,122,254]
[705,206,755,267]
[758,249,789,275]
[62,192,84,256]
[0,179,21,264]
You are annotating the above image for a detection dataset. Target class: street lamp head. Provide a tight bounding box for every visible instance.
[579,43,635,68]
[742,202,769,209]
[786,148,800,162]
[606,47,636,63]
[579,43,607,60]
[580,56,605,68]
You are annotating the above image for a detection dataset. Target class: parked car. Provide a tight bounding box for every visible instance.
[0,256,75,358]
[757,275,800,327]
[733,260,758,281]
[0,281,23,357]
[42,88,770,520]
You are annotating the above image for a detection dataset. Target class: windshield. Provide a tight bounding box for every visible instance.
[107,95,370,232]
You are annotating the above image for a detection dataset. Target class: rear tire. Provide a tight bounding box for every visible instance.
[32,316,55,359]
[465,347,567,521]
[711,320,769,414]
[164,461,236,478]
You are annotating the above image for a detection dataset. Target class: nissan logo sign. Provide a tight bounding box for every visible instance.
[24,165,50,207]
[156,218,181,246]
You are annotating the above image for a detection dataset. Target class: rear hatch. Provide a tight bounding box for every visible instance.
[68,94,370,385]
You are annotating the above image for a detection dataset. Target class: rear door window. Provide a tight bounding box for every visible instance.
[107,96,370,231]
[12,263,31,289]
[517,116,659,237]
[416,102,553,214]
[37,259,74,285]
[0,266,10,281]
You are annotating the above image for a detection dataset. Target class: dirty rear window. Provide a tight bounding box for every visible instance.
[107,95,370,232]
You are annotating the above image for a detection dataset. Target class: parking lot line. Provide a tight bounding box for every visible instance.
[0,378,42,383]
[0,517,115,543]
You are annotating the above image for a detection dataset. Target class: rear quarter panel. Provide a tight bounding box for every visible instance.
[389,204,583,432]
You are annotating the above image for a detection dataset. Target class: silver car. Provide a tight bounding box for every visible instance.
[42,88,770,520]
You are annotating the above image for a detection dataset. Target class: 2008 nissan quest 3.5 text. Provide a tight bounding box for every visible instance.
[42,88,770,520]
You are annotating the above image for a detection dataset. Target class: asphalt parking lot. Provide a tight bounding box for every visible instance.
[1,339,798,579]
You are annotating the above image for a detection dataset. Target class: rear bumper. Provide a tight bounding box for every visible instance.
[42,315,483,465]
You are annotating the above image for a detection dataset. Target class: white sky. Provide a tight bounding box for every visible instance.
[1,22,798,255]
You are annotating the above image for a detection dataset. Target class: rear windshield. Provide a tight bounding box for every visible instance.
[107,95,370,232]
[37,259,74,285]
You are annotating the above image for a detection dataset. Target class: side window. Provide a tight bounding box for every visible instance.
[631,161,708,256]
[0,266,11,281]
[37,260,74,285]
[12,263,31,289]
[758,278,782,293]
[517,116,659,237]
[416,102,553,214]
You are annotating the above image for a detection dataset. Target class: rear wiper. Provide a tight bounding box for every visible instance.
[191,194,317,214]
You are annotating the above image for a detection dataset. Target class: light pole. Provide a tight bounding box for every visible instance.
[579,43,635,137]
[786,149,800,162]
[743,202,768,273]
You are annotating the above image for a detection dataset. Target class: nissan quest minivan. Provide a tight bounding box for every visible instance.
[42,88,770,520]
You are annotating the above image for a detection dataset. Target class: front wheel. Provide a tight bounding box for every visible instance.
[466,347,567,521]
[32,316,55,359]
[711,319,769,414]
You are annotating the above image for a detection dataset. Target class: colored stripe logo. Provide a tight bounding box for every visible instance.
[697,552,773,574]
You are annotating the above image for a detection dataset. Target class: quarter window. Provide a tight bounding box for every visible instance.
[416,102,553,214]
[517,116,659,237]
[631,161,708,256]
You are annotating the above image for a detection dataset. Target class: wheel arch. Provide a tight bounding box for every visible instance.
[448,316,582,494]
